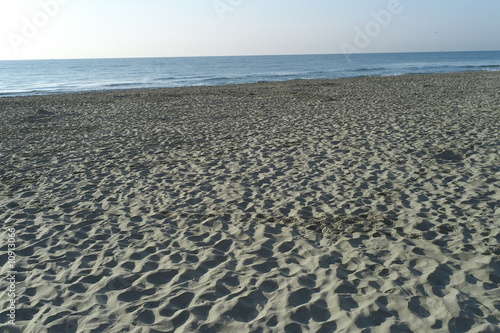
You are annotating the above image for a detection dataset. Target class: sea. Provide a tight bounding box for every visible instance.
[1,51,499,97]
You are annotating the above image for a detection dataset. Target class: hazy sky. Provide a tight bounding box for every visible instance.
[1,0,499,60]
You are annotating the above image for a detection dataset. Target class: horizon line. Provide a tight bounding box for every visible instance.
[1,49,500,62]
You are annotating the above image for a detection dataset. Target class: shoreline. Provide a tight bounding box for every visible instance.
[1,71,499,332]
[1,70,498,99]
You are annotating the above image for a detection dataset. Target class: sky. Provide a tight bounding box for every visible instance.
[1,0,499,60]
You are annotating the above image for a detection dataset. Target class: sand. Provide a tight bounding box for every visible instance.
[1,71,499,332]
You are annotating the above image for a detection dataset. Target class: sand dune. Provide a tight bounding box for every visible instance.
[1,72,499,332]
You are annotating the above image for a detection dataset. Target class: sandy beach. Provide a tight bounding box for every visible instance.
[1,71,499,332]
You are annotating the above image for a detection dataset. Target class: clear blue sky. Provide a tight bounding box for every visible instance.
[1,0,499,60]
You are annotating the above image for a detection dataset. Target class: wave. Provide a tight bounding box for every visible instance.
[152,76,178,82]
[0,89,69,97]
[351,67,388,72]
[100,82,142,88]
[199,76,232,83]
[263,74,302,80]
[196,73,304,85]
[461,64,500,69]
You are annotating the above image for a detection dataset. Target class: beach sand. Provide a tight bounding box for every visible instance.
[1,71,499,332]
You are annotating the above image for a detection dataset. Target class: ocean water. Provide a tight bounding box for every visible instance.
[1,51,499,97]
